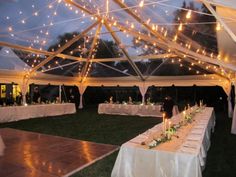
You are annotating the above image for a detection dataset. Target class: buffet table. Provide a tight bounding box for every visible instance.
[0,103,76,123]
[111,107,215,177]
[98,103,179,117]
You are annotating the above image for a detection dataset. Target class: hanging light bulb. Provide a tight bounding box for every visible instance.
[8,26,13,31]
[173,35,178,41]
[152,24,155,30]
[216,22,221,31]
[178,23,183,31]
[139,0,144,7]
[186,10,191,19]
[164,30,167,37]
[131,23,134,28]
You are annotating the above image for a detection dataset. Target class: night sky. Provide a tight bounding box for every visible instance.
[0,0,193,53]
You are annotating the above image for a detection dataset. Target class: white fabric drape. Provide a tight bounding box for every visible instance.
[59,85,62,103]
[19,78,29,105]
[231,107,236,134]
[231,84,236,134]
[222,84,233,118]
[78,85,87,109]
[228,86,233,118]
[0,135,5,156]
[138,84,148,103]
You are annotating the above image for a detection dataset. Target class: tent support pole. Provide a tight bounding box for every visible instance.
[81,23,102,82]
[104,23,145,81]
[59,85,62,103]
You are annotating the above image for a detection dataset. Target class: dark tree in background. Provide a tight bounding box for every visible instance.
[173,1,218,53]
[131,30,166,56]
[48,32,122,58]
[45,32,123,76]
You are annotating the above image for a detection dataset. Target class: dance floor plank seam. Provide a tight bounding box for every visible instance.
[0,128,119,177]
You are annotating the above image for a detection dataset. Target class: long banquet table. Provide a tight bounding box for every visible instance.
[111,107,215,177]
[98,103,179,117]
[0,103,76,123]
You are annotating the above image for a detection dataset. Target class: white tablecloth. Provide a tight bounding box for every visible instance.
[111,107,215,177]
[0,103,76,123]
[98,104,179,117]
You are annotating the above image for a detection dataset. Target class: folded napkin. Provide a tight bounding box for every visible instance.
[191,129,203,134]
[194,125,205,129]
[187,134,202,141]
[179,146,198,154]
[182,141,199,149]
[198,120,208,123]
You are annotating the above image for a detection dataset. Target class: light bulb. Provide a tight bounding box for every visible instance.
[186,10,191,19]
[178,23,183,31]
[8,27,13,31]
[173,35,177,41]
[216,22,221,31]
[139,0,144,7]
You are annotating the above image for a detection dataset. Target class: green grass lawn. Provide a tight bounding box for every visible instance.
[0,106,236,177]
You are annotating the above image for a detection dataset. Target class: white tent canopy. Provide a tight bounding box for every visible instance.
[0,47,30,71]
[0,0,234,116]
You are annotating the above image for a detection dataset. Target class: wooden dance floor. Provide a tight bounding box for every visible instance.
[0,128,118,177]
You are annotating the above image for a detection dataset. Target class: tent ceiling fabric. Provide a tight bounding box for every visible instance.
[211,0,236,10]
[0,0,234,89]
[0,69,226,88]
[0,47,30,71]
[216,6,236,64]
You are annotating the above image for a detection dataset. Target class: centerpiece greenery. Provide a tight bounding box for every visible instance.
[144,105,205,149]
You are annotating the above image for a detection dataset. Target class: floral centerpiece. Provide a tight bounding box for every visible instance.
[143,105,202,149]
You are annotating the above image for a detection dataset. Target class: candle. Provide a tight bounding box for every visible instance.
[183,111,186,121]
[200,100,202,107]
[168,121,171,139]
[162,113,165,133]
[187,104,190,114]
